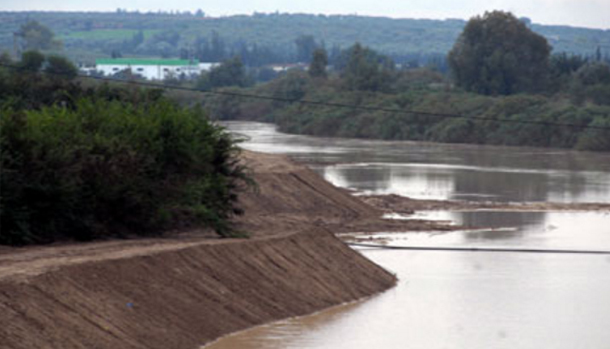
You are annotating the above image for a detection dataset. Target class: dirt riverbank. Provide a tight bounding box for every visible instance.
[233,151,464,235]
[0,229,396,349]
[8,149,603,348]
[1,150,432,349]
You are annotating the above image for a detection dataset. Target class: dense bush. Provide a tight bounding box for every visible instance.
[0,53,252,245]
[0,98,251,245]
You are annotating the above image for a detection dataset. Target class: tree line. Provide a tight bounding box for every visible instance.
[2,11,608,68]
[200,11,610,151]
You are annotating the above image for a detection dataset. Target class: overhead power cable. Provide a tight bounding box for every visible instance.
[1,62,610,132]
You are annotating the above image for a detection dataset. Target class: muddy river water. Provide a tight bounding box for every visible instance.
[209,122,610,349]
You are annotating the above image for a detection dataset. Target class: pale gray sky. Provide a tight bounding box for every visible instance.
[1,0,609,30]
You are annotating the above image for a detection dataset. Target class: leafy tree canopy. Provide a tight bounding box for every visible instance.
[198,56,250,90]
[15,20,62,51]
[309,48,328,78]
[574,62,610,86]
[45,54,78,79]
[295,35,318,63]
[19,50,46,71]
[340,43,395,92]
[448,11,551,95]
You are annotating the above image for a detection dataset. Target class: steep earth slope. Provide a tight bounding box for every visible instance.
[0,151,398,349]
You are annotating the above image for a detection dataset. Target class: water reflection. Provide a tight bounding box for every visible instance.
[455,211,545,232]
[212,122,610,349]
[321,162,608,203]
[224,121,610,204]
[225,120,610,243]
[323,165,394,193]
[373,212,610,249]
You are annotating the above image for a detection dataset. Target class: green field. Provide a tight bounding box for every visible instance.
[61,29,161,41]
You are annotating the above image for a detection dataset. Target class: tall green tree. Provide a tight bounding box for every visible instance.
[209,31,227,61]
[448,11,551,95]
[341,43,395,92]
[294,35,317,63]
[309,48,328,78]
[570,62,610,106]
[574,62,610,86]
[45,55,78,79]
[198,57,249,90]
[19,50,46,71]
[15,20,62,51]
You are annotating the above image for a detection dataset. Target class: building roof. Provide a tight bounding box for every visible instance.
[95,58,199,66]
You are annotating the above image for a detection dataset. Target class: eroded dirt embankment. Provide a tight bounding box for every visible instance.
[0,229,395,349]
[234,151,459,234]
[0,151,399,349]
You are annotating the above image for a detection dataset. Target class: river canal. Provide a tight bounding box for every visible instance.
[208,121,610,349]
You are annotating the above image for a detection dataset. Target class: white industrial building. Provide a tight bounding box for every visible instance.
[95,58,217,80]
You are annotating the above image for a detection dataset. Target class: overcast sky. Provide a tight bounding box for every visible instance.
[2,0,609,30]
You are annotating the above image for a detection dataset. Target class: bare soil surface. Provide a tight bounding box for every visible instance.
[233,151,464,236]
[0,229,396,349]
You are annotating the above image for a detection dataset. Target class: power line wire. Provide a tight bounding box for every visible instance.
[2,62,610,132]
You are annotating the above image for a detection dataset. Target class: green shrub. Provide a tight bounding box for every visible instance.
[0,98,251,245]
[576,113,610,151]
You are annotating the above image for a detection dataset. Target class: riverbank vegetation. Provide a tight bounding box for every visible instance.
[0,52,251,246]
[202,12,610,151]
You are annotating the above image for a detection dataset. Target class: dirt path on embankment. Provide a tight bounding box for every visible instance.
[2,150,445,349]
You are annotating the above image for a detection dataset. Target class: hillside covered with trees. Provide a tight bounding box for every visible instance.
[1,11,609,67]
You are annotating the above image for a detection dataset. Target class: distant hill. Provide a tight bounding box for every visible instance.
[1,11,608,65]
